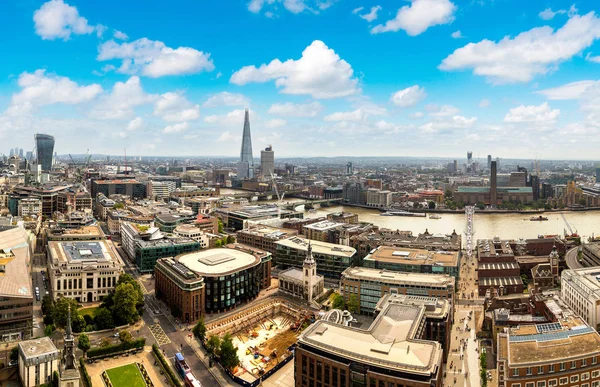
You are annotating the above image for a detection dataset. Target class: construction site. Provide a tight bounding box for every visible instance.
[205,297,314,383]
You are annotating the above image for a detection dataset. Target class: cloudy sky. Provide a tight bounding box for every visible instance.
[1,0,600,159]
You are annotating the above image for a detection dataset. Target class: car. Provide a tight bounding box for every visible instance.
[8,360,17,367]
[43,282,47,289]
[35,294,40,301]
[113,332,119,338]
[35,286,39,293]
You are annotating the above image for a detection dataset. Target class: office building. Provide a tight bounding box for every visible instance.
[326,212,358,224]
[215,204,303,231]
[47,240,124,303]
[236,225,298,254]
[275,236,357,278]
[302,220,344,243]
[90,179,147,200]
[174,224,214,248]
[477,239,524,297]
[148,175,182,189]
[366,188,392,208]
[530,175,540,201]
[497,317,600,387]
[260,145,275,179]
[11,185,72,216]
[279,242,324,302]
[0,227,34,342]
[120,222,200,273]
[346,162,353,175]
[154,213,196,233]
[237,109,254,180]
[148,181,170,200]
[154,244,271,320]
[362,246,460,278]
[45,225,106,243]
[487,154,492,169]
[18,198,41,217]
[35,133,55,172]
[561,267,600,330]
[18,337,59,387]
[340,266,455,315]
[295,296,444,387]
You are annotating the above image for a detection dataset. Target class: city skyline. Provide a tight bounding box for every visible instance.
[1,0,600,158]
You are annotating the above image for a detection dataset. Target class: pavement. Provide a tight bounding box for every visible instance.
[565,246,583,269]
[443,305,482,387]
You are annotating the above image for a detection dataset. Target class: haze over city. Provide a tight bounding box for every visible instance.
[1,0,600,158]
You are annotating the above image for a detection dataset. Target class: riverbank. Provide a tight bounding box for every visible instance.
[375,207,600,215]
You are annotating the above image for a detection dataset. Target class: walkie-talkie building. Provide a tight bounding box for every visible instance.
[35,133,55,172]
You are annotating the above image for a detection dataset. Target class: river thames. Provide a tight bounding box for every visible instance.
[220,189,600,240]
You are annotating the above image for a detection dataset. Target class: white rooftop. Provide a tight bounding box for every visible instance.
[178,248,260,276]
[276,237,356,257]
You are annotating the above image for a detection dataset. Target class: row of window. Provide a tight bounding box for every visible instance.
[514,379,600,387]
[514,359,598,377]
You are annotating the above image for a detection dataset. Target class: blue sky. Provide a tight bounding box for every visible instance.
[1,0,600,159]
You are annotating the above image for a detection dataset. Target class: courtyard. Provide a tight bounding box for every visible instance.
[105,363,146,387]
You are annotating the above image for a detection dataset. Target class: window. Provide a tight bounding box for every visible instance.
[584,359,588,367]
[592,370,600,378]
[560,363,566,371]
[526,383,534,387]
[513,384,521,387]
[582,373,590,381]
[593,357,598,365]
[573,361,578,369]
[548,379,558,387]
[539,366,544,374]
[572,375,580,383]
[527,367,533,376]
[538,381,546,387]
[592,381,600,387]
[559,377,568,386]
[549,364,555,373]
[513,369,520,377]
[582,384,590,387]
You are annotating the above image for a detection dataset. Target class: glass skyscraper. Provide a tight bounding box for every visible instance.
[237,109,254,180]
[35,133,55,172]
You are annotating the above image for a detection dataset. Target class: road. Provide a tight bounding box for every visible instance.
[565,246,583,269]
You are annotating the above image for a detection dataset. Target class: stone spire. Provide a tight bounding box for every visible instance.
[237,108,254,180]
[63,305,76,370]
[304,241,315,265]
[303,241,317,302]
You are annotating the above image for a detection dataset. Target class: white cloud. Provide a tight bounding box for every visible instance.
[6,69,102,116]
[537,80,599,100]
[539,8,565,20]
[97,38,215,78]
[426,104,460,117]
[440,12,600,83]
[409,111,424,119]
[266,119,287,128]
[586,53,600,63]
[113,30,128,40]
[163,122,189,134]
[95,24,107,38]
[127,117,143,131]
[33,0,95,40]
[216,130,241,142]
[202,92,250,108]
[90,76,157,120]
[153,92,200,122]
[352,7,364,14]
[390,85,427,107]
[358,6,382,22]
[371,0,456,36]
[230,40,360,99]
[420,115,477,133]
[268,102,323,117]
[324,107,386,122]
[451,30,463,39]
[479,99,491,108]
[248,0,334,15]
[504,102,560,123]
[204,109,258,127]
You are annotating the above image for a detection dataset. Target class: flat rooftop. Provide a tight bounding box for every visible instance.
[501,317,600,364]
[0,227,33,298]
[238,225,297,240]
[47,225,104,238]
[364,246,459,267]
[303,220,344,231]
[48,240,119,264]
[19,337,58,359]
[342,267,455,289]
[177,244,266,276]
[561,267,600,301]
[300,302,441,375]
[276,236,356,258]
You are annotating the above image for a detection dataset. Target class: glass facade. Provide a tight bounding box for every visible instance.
[203,261,265,313]
[135,241,200,273]
[35,133,55,172]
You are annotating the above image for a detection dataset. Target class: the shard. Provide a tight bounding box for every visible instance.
[237,108,254,179]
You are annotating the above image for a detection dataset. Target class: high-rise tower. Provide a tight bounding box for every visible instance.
[237,109,254,180]
[260,145,274,179]
[490,160,497,207]
[35,133,55,172]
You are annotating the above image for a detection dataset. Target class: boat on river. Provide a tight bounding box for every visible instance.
[429,214,442,219]
[530,215,549,221]
[381,211,426,217]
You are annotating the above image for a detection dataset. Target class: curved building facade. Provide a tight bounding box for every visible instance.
[35,133,55,172]
[155,243,271,321]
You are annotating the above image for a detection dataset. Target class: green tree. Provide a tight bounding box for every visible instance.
[193,317,206,340]
[52,297,79,329]
[428,201,436,209]
[93,307,115,330]
[476,202,485,210]
[117,274,144,307]
[119,330,132,343]
[218,219,224,233]
[44,324,55,336]
[113,283,140,325]
[331,293,344,310]
[214,240,222,248]
[347,294,359,314]
[226,235,235,244]
[113,202,124,210]
[41,295,54,316]
[444,189,453,199]
[206,335,221,356]
[100,338,111,348]
[219,334,240,370]
[78,333,91,356]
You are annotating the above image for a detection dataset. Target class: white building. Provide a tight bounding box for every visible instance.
[366,188,392,208]
[279,242,324,303]
[174,224,211,249]
[148,181,170,200]
[561,267,600,330]
[121,221,162,260]
[47,240,124,303]
[18,337,59,387]
[18,198,41,217]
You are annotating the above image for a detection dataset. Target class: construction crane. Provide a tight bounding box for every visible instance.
[561,213,576,236]
[270,172,285,219]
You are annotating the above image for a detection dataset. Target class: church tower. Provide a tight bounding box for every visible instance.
[303,242,318,302]
[59,305,80,387]
[549,244,559,283]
